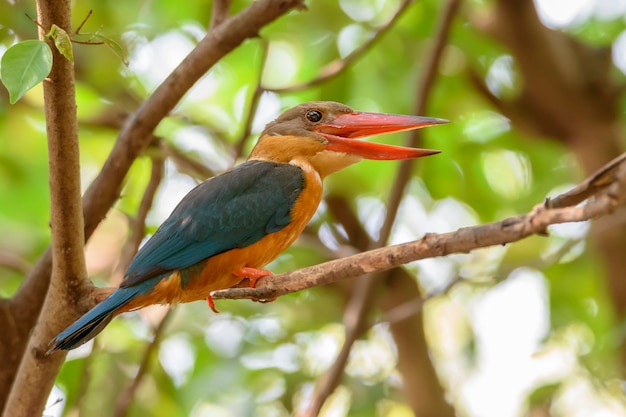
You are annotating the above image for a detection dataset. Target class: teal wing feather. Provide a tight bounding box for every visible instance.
[121,160,305,288]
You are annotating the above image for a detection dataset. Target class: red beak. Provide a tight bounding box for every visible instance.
[312,111,447,160]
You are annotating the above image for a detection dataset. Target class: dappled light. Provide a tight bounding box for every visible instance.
[2,0,626,416]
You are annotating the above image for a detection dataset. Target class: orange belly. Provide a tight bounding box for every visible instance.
[120,159,322,312]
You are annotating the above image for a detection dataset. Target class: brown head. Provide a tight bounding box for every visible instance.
[249,101,447,178]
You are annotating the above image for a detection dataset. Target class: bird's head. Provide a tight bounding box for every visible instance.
[250,101,447,178]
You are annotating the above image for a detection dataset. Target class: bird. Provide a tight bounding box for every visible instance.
[48,101,446,351]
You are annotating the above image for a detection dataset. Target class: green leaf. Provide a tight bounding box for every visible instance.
[47,24,74,63]
[0,40,53,104]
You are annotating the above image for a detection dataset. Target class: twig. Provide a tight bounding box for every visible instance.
[379,0,462,244]
[233,39,270,160]
[210,0,231,29]
[296,2,462,414]
[548,152,626,209]
[113,154,165,284]
[382,233,583,327]
[113,311,173,417]
[212,155,626,302]
[211,203,614,300]
[0,0,304,417]
[159,142,216,181]
[0,252,31,275]
[76,338,98,415]
[264,0,413,94]
[74,9,93,35]
[112,312,172,417]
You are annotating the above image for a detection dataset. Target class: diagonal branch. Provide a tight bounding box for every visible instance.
[264,0,413,94]
[380,0,462,243]
[113,311,172,417]
[212,153,626,302]
[113,154,165,284]
[296,1,462,414]
[547,152,626,209]
[233,39,270,160]
[2,0,306,414]
[13,0,307,312]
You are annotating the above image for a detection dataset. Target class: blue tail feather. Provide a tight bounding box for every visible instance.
[48,287,142,352]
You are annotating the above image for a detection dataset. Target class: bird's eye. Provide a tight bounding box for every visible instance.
[305,110,323,123]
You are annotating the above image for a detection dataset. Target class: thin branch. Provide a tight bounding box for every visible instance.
[2,1,305,414]
[297,2,462,414]
[160,142,216,181]
[381,234,582,326]
[548,152,626,209]
[0,252,31,275]
[113,154,165,284]
[76,338,98,415]
[212,154,626,301]
[210,0,231,29]
[113,311,172,417]
[263,0,413,94]
[233,39,269,160]
[13,0,307,309]
[379,0,462,244]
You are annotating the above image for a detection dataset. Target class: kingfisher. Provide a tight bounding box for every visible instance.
[49,101,446,351]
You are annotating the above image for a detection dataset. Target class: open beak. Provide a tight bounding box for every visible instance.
[312,111,447,160]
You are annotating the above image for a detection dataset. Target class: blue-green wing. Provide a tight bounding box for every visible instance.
[121,161,305,288]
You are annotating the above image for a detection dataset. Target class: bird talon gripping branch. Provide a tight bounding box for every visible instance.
[49,101,446,351]
[233,266,274,288]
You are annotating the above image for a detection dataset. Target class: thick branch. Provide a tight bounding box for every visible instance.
[3,0,85,415]
[14,0,306,311]
[79,0,305,242]
[2,0,305,412]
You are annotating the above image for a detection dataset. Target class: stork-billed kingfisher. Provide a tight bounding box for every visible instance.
[49,101,446,351]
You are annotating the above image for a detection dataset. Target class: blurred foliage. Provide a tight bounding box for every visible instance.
[2,0,626,416]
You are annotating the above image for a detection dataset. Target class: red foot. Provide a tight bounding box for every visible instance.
[233,267,276,303]
[206,295,220,314]
[205,267,274,312]
[233,266,273,288]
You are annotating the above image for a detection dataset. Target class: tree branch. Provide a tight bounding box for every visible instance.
[212,152,626,302]
[13,0,307,314]
[296,1,462,414]
[3,0,86,415]
[2,0,305,412]
[380,0,462,243]
[113,311,172,417]
[112,154,165,285]
[0,252,31,275]
[263,0,413,94]
[233,39,269,159]
[210,0,231,29]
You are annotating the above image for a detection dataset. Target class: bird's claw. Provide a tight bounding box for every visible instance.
[206,295,220,313]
